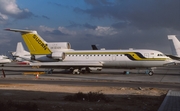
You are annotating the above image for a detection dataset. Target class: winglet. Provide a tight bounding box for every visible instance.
[5,28,52,55]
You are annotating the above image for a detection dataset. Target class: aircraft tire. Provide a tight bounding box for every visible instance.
[148,71,154,76]
[72,69,81,75]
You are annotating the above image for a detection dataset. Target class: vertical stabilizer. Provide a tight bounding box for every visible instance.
[5,29,52,55]
[14,42,30,56]
[91,45,98,50]
[168,35,180,57]
[16,42,25,54]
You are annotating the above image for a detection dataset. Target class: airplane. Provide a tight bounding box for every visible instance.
[5,28,175,76]
[0,55,12,66]
[10,42,31,64]
[167,35,180,60]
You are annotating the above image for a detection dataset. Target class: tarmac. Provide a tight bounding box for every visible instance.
[1,63,180,111]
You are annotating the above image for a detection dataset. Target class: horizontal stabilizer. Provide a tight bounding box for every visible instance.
[5,29,37,34]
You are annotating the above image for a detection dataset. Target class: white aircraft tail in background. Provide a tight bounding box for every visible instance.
[14,42,30,57]
[168,35,180,57]
[11,42,31,64]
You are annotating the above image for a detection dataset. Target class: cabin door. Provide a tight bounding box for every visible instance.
[112,54,116,61]
[144,53,149,58]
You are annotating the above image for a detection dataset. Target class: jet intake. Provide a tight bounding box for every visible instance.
[47,42,71,51]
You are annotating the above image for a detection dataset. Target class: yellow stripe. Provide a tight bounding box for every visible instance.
[126,52,142,60]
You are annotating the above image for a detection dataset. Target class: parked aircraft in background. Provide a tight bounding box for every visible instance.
[11,42,31,64]
[5,29,175,75]
[91,45,98,50]
[0,55,11,66]
[167,35,180,60]
[91,45,106,50]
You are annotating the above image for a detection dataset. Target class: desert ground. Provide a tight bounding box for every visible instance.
[0,83,167,111]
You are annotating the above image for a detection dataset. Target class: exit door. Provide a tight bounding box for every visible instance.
[144,53,149,58]
[112,54,116,61]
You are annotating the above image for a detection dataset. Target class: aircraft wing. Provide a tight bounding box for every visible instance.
[29,61,103,68]
[166,54,180,60]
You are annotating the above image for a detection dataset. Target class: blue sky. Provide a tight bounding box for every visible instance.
[0,0,180,55]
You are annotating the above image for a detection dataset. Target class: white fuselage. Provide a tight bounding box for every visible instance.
[34,49,173,68]
[65,50,171,68]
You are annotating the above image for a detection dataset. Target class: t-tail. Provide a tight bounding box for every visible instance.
[5,29,52,55]
[168,35,180,57]
[14,42,30,57]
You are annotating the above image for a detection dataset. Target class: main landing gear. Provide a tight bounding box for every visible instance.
[72,69,81,75]
[70,67,91,75]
